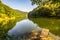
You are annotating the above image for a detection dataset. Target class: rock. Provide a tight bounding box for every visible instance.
[40,28,49,38]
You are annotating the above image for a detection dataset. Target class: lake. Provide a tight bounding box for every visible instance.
[8,17,60,40]
[8,19,41,40]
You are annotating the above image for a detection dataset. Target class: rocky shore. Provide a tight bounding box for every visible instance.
[8,28,60,40]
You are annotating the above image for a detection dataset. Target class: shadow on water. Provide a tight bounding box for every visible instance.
[8,19,41,40]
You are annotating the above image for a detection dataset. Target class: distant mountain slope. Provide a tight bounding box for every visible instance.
[0,1,26,17]
[0,1,26,40]
[0,0,27,30]
[15,10,27,14]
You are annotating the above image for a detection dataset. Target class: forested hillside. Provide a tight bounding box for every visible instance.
[28,1,60,18]
[0,1,26,40]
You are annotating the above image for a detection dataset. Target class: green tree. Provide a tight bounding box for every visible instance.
[30,0,42,5]
[29,0,60,18]
[30,0,60,5]
[30,0,50,5]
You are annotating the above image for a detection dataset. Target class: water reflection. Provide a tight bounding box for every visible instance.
[8,19,41,40]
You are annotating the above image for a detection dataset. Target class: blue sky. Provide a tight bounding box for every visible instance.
[2,0,37,12]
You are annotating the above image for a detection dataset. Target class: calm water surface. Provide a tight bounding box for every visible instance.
[8,19,41,40]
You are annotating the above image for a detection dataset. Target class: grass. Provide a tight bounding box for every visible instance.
[29,17,60,36]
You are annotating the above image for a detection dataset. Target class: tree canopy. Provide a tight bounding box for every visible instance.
[30,0,60,5]
[29,0,60,18]
[0,1,26,40]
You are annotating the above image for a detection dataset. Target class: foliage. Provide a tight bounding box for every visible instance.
[28,2,60,18]
[30,0,42,5]
[30,0,60,5]
[0,1,26,40]
[51,0,60,3]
